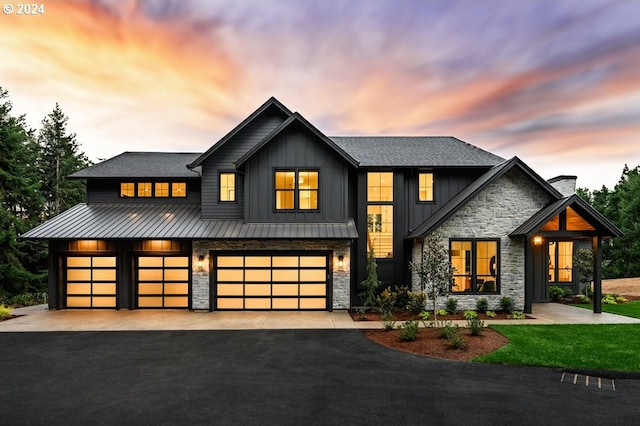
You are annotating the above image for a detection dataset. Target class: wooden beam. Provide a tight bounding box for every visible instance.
[593,236,602,313]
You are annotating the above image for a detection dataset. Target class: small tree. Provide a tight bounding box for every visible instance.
[410,232,455,323]
[358,250,381,308]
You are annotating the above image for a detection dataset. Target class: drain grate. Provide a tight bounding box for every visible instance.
[560,372,615,391]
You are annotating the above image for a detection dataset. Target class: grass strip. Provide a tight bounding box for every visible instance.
[475,324,640,371]
[570,300,640,319]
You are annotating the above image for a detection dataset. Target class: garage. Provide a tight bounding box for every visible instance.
[65,256,117,308]
[136,256,190,308]
[214,253,329,310]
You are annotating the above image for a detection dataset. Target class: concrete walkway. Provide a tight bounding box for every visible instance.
[1,302,639,332]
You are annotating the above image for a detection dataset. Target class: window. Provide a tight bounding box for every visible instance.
[367,172,393,258]
[418,172,434,202]
[219,173,236,202]
[155,182,169,197]
[450,240,499,293]
[172,182,186,198]
[549,241,573,283]
[275,170,318,210]
[138,182,152,197]
[120,183,135,198]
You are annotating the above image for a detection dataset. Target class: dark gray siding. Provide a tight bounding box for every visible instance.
[244,125,350,222]
[201,111,286,218]
[86,179,201,204]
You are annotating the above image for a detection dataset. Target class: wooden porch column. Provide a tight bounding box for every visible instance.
[593,236,602,314]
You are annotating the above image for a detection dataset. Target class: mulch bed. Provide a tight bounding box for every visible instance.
[0,315,22,322]
[350,310,519,322]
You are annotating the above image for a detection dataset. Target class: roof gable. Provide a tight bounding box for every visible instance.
[407,156,563,238]
[187,97,292,169]
[234,112,359,169]
[510,194,622,238]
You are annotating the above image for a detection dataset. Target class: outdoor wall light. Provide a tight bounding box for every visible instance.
[338,255,344,270]
[533,236,543,246]
[197,255,205,272]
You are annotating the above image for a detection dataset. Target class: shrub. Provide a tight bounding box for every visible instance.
[602,294,617,305]
[406,291,427,314]
[393,286,412,310]
[486,310,496,318]
[418,311,431,327]
[475,297,489,313]
[437,321,456,339]
[398,320,420,341]
[583,284,593,298]
[375,288,396,314]
[0,305,13,319]
[615,295,628,303]
[463,310,478,320]
[8,292,47,308]
[445,298,458,315]
[500,296,514,314]
[381,312,396,331]
[549,285,565,302]
[578,294,591,304]
[509,311,526,319]
[356,308,367,320]
[446,328,467,350]
[436,309,447,316]
[466,318,485,336]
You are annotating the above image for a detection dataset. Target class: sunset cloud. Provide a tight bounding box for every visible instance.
[1,0,639,189]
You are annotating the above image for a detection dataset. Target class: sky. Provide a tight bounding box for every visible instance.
[2,0,639,191]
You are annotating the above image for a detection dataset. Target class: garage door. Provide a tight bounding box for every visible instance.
[65,256,117,308]
[137,256,190,308]
[214,254,328,310]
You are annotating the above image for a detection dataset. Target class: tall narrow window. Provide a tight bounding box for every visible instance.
[120,183,135,198]
[155,182,169,197]
[219,173,236,202]
[138,182,152,197]
[450,240,498,293]
[275,171,295,210]
[367,172,393,258]
[298,170,318,210]
[549,241,573,283]
[172,182,186,197]
[418,172,434,202]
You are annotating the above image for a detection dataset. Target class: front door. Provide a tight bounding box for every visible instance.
[532,243,548,302]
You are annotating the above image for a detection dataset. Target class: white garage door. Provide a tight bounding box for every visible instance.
[214,254,329,310]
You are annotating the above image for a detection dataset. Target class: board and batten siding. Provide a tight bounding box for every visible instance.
[200,111,287,219]
[86,179,201,204]
[243,126,350,222]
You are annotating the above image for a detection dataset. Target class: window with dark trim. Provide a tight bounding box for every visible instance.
[172,182,186,197]
[138,182,152,197]
[367,172,393,258]
[275,169,318,211]
[219,172,236,202]
[155,182,169,197]
[119,182,187,198]
[418,172,434,202]
[120,182,135,198]
[450,239,499,293]
[549,241,573,283]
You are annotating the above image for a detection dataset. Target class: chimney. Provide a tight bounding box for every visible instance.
[548,175,577,197]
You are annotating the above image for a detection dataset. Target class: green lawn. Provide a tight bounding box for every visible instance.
[570,300,640,319]
[475,324,640,371]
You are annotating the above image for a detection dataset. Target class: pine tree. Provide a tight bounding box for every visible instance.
[37,103,90,218]
[358,249,381,308]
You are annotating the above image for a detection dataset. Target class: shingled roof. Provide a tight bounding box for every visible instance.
[69,152,202,179]
[330,136,504,167]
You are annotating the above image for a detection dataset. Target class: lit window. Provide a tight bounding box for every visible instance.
[367,172,393,202]
[418,172,434,202]
[120,183,135,198]
[367,205,393,257]
[155,182,169,197]
[275,171,295,210]
[138,182,152,197]
[219,173,236,202]
[172,182,186,197]
[549,241,573,283]
[450,240,499,293]
[298,170,318,210]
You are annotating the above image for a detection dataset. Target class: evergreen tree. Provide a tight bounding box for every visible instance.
[37,103,89,218]
[358,249,381,308]
[0,87,45,297]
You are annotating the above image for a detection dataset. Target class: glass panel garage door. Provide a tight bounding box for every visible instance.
[66,256,117,308]
[215,254,328,310]
[137,256,190,308]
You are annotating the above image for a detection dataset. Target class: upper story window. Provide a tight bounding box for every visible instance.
[120,182,187,198]
[367,172,393,258]
[450,239,499,293]
[219,172,236,202]
[418,172,434,202]
[275,169,318,210]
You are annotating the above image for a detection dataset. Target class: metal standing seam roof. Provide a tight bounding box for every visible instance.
[20,204,359,240]
[330,136,504,167]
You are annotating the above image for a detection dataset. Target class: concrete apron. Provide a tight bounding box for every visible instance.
[1,303,638,332]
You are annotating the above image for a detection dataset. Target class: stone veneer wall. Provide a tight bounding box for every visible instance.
[411,168,552,311]
[191,239,351,310]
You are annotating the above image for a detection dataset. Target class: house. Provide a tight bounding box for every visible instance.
[22,97,621,313]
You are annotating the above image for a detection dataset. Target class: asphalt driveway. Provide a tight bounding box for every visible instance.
[1,330,639,425]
